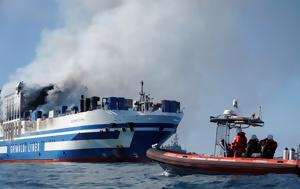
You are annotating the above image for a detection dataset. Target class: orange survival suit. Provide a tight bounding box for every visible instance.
[230,132,247,158]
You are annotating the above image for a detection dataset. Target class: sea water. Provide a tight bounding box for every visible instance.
[0,163,299,189]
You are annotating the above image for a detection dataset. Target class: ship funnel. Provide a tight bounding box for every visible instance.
[80,95,85,112]
[258,106,262,119]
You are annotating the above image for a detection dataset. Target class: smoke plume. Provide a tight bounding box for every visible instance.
[1,0,300,154]
[22,84,54,111]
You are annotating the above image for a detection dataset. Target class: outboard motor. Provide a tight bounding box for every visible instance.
[283,148,289,160]
[289,148,296,160]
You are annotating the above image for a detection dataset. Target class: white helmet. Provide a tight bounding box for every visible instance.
[267,135,273,140]
[251,134,257,140]
[236,128,242,134]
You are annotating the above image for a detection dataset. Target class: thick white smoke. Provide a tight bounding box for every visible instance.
[2,0,300,154]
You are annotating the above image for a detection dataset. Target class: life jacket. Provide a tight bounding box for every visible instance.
[260,139,277,150]
[260,138,278,158]
[259,138,267,147]
[231,132,247,152]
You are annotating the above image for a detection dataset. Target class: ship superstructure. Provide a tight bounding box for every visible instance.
[0,82,183,162]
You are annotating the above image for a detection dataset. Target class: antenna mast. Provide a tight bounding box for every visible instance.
[258,106,262,119]
[139,80,145,102]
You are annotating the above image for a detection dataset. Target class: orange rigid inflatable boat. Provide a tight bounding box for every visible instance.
[147,100,300,176]
[147,148,300,176]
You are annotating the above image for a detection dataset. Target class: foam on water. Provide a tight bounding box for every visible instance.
[0,163,299,189]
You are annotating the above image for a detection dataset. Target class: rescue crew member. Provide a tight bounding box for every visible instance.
[260,135,278,159]
[245,134,261,158]
[230,128,247,158]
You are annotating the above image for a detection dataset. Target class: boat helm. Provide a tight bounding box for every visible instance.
[267,135,273,140]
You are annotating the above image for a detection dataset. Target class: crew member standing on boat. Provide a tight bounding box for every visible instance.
[230,128,247,157]
[245,134,261,158]
[260,135,278,159]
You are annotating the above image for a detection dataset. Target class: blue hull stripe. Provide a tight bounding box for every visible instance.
[0,132,121,145]
[11,123,177,138]
[0,123,178,161]
[0,130,174,161]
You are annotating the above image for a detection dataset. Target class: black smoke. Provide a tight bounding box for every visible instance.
[21,79,88,112]
[39,79,88,112]
[23,84,54,111]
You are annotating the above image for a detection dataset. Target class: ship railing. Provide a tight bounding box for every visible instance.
[1,120,22,140]
[24,121,37,132]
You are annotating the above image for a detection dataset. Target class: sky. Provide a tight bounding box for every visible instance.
[0,0,300,155]
[0,0,60,85]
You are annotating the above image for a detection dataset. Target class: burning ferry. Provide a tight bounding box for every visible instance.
[0,81,183,162]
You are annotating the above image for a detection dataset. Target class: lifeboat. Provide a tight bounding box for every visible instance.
[147,100,300,176]
[147,148,300,176]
